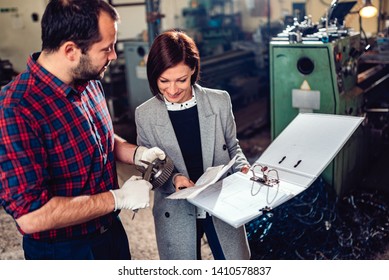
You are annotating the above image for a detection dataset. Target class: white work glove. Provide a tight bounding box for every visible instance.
[110,176,152,211]
[134,146,166,168]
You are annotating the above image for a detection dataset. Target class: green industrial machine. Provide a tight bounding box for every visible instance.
[270,34,367,196]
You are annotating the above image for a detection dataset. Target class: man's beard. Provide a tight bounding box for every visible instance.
[72,54,106,83]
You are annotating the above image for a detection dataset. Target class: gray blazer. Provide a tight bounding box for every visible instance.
[135,84,251,260]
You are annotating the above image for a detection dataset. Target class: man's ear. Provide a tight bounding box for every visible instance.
[62,41,80,62]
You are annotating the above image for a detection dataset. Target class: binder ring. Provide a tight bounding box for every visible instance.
[250,164,280,205]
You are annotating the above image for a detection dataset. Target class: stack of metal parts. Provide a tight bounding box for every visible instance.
[247,177,389,259]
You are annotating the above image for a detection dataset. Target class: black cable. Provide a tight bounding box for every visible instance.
[247,177,389,259]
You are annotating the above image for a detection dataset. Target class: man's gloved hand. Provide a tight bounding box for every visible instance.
[110,176,152,211]
[134,146,166,167]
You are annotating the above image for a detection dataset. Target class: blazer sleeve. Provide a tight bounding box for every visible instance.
[134,108,151,148]
[134,104,177,194]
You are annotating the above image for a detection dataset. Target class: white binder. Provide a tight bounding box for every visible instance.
[169,113,364,228]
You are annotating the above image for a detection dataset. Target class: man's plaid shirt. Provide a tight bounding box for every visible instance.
[0,53,119,240]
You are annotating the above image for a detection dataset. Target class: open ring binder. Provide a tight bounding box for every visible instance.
[168,113,364,228]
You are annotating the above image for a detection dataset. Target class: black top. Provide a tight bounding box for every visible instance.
[168,106,204,182]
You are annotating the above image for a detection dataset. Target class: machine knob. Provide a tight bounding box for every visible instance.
[342,60,356,77]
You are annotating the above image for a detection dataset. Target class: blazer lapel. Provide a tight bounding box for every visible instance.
[195,85,216,169]
[153,101,188,176]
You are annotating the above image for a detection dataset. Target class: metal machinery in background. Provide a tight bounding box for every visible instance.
[108,0,162,44]
[200,49,259,108]
[123,39,260,119]
[270,1,367,196]
[105,0,163,120]
[182,0,263,111]
[123,40,151,117]
[122,0,264,124]
[182,0,243,57]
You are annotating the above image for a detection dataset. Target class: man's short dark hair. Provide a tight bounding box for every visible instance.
[41,0,119,53]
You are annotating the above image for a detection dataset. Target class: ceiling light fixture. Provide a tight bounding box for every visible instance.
[359,0,378,18]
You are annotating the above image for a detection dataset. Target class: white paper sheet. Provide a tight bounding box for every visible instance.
[167,155,237,199]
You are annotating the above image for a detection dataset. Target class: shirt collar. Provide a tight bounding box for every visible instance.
[28,52,87,98]
[164,87,197,111]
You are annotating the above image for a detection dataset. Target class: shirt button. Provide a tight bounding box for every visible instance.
[165,212,170,218]
[223,144,227,150]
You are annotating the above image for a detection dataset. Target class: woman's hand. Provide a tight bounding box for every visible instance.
[174,175,195,192]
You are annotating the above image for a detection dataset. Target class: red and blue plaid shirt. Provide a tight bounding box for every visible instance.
[0,53,119,240]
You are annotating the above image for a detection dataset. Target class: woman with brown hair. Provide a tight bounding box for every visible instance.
[135,30,251,260]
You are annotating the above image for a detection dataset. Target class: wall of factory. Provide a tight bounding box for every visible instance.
[0,0,48,72]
